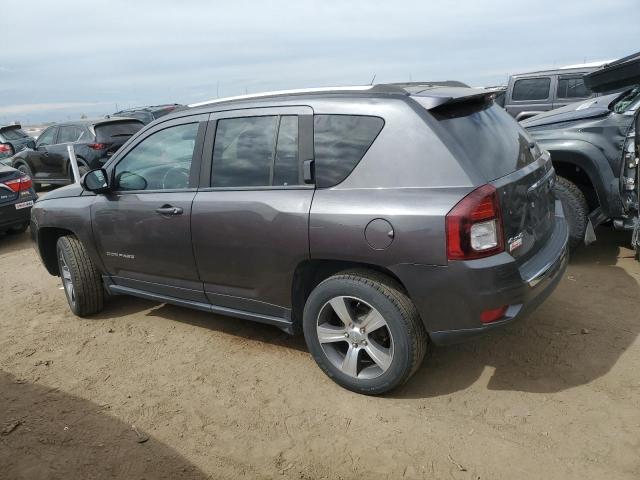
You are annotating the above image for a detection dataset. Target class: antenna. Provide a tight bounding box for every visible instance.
[370,73,376,85]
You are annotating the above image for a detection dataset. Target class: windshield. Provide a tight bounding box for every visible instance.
[95,121,144,142]
[427,100,537,181]
[612,87,640,113]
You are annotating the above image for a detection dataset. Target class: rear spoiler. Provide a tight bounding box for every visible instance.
[0,123,22,132]
[410,88,501,110]
[584,51,640,93]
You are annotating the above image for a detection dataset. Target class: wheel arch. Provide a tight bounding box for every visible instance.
[290,259,409,332]
[37,226,76,276]
[542,141,616,216]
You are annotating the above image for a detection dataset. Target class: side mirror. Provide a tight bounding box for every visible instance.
[83,168,110,193]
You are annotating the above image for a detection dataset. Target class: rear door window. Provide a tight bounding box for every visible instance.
[95,121,144,143]
[211,115,303,188]
[512,77,551,101]
[557,76,591,99]
[313,115,384,188]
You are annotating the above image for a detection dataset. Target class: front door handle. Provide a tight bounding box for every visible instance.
[155,205,183,216]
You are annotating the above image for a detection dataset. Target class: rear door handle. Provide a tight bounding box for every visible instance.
[155,205,183,216]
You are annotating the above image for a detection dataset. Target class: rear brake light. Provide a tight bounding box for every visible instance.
[480,305,508,324]
[88,143,107,150]
[0,143,14,155]
[4,174,32,192]
[446,184,504,260]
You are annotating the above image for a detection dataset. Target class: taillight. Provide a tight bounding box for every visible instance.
[446,184,504,260]
[88,143,107,150]
[0,143,14,155]
[480,305,508,324]
[4,174,32,192]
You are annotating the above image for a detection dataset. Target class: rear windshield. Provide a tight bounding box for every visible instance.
[95,121,144,142]
[427,100,537,181]
[1,127,29,140]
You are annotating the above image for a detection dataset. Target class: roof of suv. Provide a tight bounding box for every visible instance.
[54,117,145,128]
[185,82,490,114]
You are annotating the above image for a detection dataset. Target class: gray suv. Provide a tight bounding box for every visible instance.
[503,65,604,121]
[30,84,568,394]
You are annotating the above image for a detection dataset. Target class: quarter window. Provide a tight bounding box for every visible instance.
[114,122,199,191]
[557,76,591,99]
[512,78,551,101]
[313,115,384,188]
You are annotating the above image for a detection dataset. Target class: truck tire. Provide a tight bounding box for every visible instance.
[56,235,104,316]
[554,176,588,251]
[303,269,428,395]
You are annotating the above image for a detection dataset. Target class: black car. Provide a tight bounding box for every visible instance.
[0,164,37,234]
[0,124,36,164]
[11,118,144,189]
[111,104,183,125]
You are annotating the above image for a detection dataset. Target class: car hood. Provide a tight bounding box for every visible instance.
[37,183,84,201]
[520,93,622,128]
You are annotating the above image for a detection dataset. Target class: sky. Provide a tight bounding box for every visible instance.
[1,0,638,124]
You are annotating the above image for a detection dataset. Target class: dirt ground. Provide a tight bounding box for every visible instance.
[1,227,639,480]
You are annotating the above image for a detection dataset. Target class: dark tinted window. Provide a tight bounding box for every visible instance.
[37,127,56,146]
[512,78,551,101]
[95,121,144,142]
[114,122,199,191]
[0,127,28,140]
[429,101,536,181]
[273,116,299,186]
[57,126,84,143]
[313,115,383,188]
[557,76,591,98]
[116,111,154,124]
[212,116,278,187]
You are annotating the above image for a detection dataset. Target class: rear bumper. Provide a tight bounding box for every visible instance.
[392,201,569,345]
[0,197,35,230]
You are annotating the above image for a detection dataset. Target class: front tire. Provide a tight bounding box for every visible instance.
[303,270,428,395]
[554,176,588,251]
[56,235,105,316]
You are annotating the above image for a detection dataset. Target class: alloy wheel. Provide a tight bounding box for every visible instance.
[59,251,76,306]
[316,296,394,379]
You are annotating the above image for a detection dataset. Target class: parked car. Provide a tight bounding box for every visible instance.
[0,124,36,164]
[0,164,37,234]
[583,51,640,259]
[110,104,183,125]
[503,62,614,121]
[30,84,568,394]
[522,86,640,249]
[11,118,144,189]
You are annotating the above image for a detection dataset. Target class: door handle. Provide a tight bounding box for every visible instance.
[155,205,183,216]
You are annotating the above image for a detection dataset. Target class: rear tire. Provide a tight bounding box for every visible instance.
[56,235,104,316]
[15,162,40,191]
[303,270,428,395]
[554,176,588,251]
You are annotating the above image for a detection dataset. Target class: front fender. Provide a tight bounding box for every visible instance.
[31,196,105,276]
[535,138,620,217]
